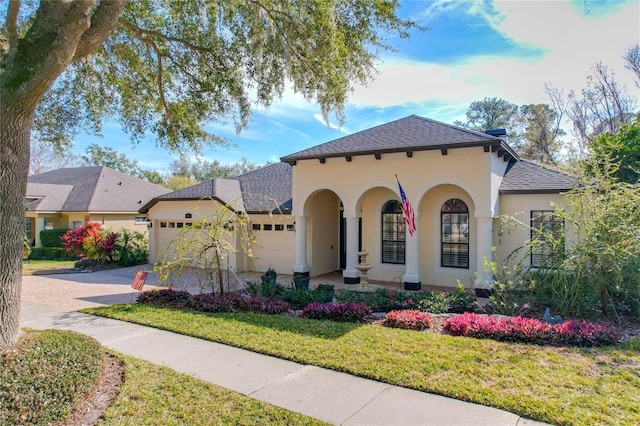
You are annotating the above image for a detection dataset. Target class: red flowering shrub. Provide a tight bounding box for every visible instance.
[61,221,118,261]
[443,313,619,347]
[383,310,433,330]
[301,302,372,322]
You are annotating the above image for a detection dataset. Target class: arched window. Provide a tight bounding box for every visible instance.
[381,200,405,264]
[441,198,469,268]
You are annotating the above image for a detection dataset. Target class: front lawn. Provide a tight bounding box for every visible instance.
[22,260,76,275]
[85,304,640,426]
[0,330,325,425]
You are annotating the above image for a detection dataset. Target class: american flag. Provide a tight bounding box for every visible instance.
[396,175,416,237]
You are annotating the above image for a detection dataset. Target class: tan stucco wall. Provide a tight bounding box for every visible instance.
[293,147,496,287]
[89,214,147,234]
[417,184,477,287]
[147,199,295,274]
[248,214,295,274]
[307,190,341,276]
[494,193,567,268]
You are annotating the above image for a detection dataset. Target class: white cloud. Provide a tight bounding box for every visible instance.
[349,0,639,114]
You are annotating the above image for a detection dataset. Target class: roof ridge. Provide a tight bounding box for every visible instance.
[85,166,107,211]
[410,115,501,141]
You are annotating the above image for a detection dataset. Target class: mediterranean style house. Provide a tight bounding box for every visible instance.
[26,166,170,247]
[141,115,574,294]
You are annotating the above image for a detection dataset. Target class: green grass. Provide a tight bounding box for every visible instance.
[0,330,103,425]
[1,330,325,425]
[85,304,640,426]
[101,355,326,425]
[22,259,76,275]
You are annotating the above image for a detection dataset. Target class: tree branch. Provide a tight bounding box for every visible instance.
[118,18,215,55]
[73,0,127,61]
[6,0,21,62]
[6,0,94,108]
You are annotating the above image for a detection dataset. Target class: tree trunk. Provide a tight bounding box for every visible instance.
[0,104,34,348]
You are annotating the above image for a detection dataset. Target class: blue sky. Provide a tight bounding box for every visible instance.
[75,0,640,172]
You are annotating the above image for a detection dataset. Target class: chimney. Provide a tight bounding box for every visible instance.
[485,128,508,143]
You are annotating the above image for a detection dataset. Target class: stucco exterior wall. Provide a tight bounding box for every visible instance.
[248,214,295,274]
[494,193,566,268]
[293,147,495,286]
[147,199,296,274]
[307,190,341,276]
[418,184,477,288]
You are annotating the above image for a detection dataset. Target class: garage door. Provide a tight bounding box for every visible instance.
[249,229,295,275]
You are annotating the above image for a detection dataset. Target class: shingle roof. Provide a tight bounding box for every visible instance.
[139,178,244,212]
[238,162,292,212]
[140,163,293,214]
[281,115,518,162]
[25,183,74,211]
[500,160,575,193]
[27,166,170,212]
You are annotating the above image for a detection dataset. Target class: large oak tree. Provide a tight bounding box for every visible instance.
[0,0,417,348]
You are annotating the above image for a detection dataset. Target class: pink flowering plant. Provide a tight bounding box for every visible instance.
[443,313,619,347]
[383,310,433,331]
[301,302,372,322]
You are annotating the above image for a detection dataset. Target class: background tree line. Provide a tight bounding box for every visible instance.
[454,44,639,166]
[31,44,639,185]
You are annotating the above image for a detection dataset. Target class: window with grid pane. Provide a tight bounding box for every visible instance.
[530,210,564,267]
[441,198,469,268]
[381,200,405,264]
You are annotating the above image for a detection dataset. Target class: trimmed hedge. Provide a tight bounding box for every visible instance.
[39,229,69,247]
[28,247,77,260]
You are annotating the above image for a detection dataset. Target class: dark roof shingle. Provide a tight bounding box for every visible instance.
[27,166,170,212]
[281,115,516,162]
[238,162,292,212]
[500,160,575,193]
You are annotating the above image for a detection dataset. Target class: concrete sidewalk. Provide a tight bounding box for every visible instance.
[20,299,547,426]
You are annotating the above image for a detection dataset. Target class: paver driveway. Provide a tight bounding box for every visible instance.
[21,265,159,312]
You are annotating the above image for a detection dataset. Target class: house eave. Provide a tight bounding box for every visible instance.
[281,140,519,165]
[499,189,571,195]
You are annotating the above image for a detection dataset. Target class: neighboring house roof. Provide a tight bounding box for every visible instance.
[25,183,74,211]
[281,115,519,163]
[139,163,292,214]
[499,160,576,194]
[139,178,244,213]
[27,166,170,212]
[238,162,292,213]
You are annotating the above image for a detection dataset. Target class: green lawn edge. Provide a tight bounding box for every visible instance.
[83,304,640,426]
[2,329,326,425]
[100,353,327,425]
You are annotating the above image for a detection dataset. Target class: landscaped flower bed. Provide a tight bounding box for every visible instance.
[137,288,622,347]
[444,312,620,347]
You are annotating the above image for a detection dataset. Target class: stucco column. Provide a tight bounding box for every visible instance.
[342,216,361,284]
[403,211,422,291]
[475,216,494,296]
[36,217,46,247]
[293,216,310,275]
